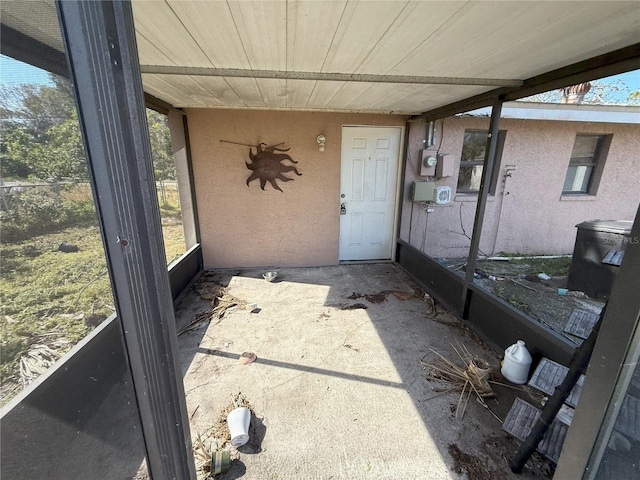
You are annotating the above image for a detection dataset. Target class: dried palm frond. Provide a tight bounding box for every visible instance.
[19,339,70,386]
[179,288,248,336]
[420,344,496,420]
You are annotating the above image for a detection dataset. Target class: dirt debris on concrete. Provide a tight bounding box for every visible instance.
[180,283,252,335]
[341,303,368,310]
[448,443,494,480]
[192,392,257,479]
[347,289,414,304]
[448,436,555,480]
[178,264,555,479]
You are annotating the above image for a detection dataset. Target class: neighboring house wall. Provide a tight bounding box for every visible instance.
[400,115,640,258]
[187,109,406,268]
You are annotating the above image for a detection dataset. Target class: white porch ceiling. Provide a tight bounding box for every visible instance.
[1,1,638,115]
[133,0,640,114]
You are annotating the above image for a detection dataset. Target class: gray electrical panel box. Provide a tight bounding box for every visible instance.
[412,181,435,202]
[436,154,455,178]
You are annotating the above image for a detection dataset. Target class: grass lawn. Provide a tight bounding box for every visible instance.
[1,188,186,404]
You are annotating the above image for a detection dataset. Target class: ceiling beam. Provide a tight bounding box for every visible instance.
[144,92,182,115]
[0,24,69,78]
[139,65,523,88]
[415,43,640,122]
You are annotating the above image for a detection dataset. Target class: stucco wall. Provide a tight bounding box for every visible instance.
[400,116,640,259]
[187,109,406,268]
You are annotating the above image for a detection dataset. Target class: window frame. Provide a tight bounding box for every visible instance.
[562,133,612,196]
[456,129,507,195]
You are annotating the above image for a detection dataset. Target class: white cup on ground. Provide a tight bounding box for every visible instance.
[227,407,251,447]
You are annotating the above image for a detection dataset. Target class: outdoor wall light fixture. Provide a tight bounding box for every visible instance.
[316,134,326,152]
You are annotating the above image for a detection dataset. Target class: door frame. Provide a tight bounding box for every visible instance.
[339,124,405,262]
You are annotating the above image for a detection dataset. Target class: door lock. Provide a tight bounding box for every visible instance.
[340,203,346,215]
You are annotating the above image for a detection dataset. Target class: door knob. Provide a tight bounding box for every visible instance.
[340,203,346,215]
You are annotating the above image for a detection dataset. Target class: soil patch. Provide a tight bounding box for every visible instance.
[347,290,414,304]
[441,257,605,344]
[448,443,493,480]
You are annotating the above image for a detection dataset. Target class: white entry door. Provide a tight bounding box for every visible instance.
[339,126,401,261]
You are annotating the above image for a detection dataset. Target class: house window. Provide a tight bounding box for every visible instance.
[456,129,506,194]
[562,134,611,195]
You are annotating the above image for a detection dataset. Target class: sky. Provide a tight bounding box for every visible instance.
[1,55,54,86]
[605,70,640,91]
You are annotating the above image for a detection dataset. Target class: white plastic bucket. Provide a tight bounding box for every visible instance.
[227,407,251,447]
[501,340,532,384]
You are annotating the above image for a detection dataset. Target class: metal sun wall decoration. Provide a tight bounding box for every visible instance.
[246,143,302,192]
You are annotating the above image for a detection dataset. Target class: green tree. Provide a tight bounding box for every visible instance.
[1,74,85,181]
[146,109,175,205]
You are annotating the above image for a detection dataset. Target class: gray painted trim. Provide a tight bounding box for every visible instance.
[182,115,201,244]
[0,24,69,78]
[396,239,464,316]
[465,283,575,366]
[461,99,503,315]
[56,1,195,479]
[0,315,130,478]
[168,245,203,301]
[554,206,640,480]
[395,239,575,364]
[465,102,640,124]
[168,111,199,249]
[415,43,640,122]
[145,92,183,115]
[140,64,522,87]
[0,313,123,419]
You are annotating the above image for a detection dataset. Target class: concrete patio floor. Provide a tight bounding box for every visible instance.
[177,264,554,480]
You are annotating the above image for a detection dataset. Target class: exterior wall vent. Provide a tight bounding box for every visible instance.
[435,186,452,205]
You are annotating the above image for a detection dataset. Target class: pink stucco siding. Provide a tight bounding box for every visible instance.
[186,109,406,268]
[400,116,640,259]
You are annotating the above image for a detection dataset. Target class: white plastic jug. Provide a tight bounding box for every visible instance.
[501,340,532,384]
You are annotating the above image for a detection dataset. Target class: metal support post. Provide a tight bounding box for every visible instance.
[56,1,196,478]
[461,98,503,317]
